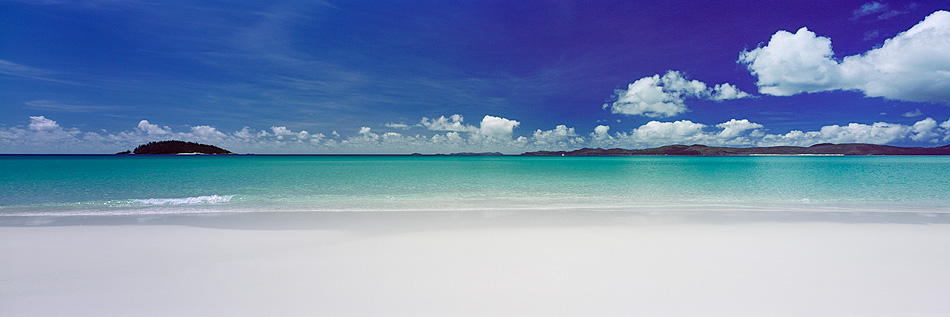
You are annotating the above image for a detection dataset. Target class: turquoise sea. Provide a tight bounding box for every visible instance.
[2,155,950,217]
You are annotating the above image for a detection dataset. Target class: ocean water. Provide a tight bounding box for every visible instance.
[2,155,950,217]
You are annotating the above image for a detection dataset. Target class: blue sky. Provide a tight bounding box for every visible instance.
[2,0,949,153]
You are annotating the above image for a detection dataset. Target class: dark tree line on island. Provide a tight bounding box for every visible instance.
[117,141,234,155]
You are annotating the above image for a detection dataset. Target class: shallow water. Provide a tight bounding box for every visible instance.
[2,155,950,216]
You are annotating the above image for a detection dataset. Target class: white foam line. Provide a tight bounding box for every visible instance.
[132,195,234,205]
[3,201,949,217]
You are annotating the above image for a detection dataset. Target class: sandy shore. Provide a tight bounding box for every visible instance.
[3,211,950,316]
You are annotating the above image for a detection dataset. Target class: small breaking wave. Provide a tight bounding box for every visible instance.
[0,195,238,217]
[132,195,234,206]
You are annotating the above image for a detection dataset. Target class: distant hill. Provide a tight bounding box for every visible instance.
[522,143,950,156]
[447,152,505,156]
[118,141,234,155]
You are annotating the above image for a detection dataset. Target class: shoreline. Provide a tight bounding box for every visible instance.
[4,207,950,228]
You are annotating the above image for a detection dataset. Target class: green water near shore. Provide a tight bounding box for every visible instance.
[2,155,949,215]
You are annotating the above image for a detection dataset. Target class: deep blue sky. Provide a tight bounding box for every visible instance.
[2,0,949,153]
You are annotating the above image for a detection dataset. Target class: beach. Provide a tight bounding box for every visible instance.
[4,155,950,315]
[4,211,950,316]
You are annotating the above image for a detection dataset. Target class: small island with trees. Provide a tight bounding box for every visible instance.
[117,140,234,155]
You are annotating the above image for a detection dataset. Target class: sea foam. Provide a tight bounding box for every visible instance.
[132,195,234,206]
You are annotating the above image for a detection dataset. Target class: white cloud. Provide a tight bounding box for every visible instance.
[308,132,325,144]
[758,130,823,147]
[190,126,227,141]
[478,115,520,139]
[357,127,378,140]
[609,117,949,148]
[903,109,924,117]
[25,116,79,142]
[840,10,950,102]
[385,123,410,129]
[28,116,60,132]
[738,27,842,96]
[716,119,764,139]
[2,115,950,154]
[710,83,750,101]
[592,125,611,141]
[420,114,477,132]
[756,118,950,146]
[816,122,911,144]
[430,131,464,145]
[270,126,309,140]
[137,120,171,135]
[911,118,940,142]
[532,125,584,148]
[741,10,950,103]
[605,71,750,117]
[625,120,709,144]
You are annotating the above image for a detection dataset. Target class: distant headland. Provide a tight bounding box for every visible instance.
[117,141,234,155]
[522,143,950,156]
[112,141,950,156]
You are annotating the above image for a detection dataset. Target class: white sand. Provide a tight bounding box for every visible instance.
[3,212,950,316]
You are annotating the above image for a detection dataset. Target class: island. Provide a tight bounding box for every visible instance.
[522,143,950,156]
[117,140,234,155]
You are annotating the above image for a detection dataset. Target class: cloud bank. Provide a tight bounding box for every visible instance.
[3,115,950,154]
[740,10,950,103]
[605,71,751,117]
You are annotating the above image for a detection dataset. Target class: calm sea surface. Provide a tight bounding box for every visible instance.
[2,155,949,216]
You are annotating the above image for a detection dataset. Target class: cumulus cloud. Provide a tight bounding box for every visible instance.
[600,117,950,148]
[740,10,950,103]
[816,122,910,144]
[27,116,79,141]
[757,118,950,146]
[0,116,81,148]
[758,130,823,147]
[137,120,171,135]
[532,125,584,148]
[3,115,950,154]
[419,114,521,140]
[190,126,227,141]
[716,119,764,139]
[28,116,61,132]
[624,120,709,144]
[419,114,477,132]
[385,123,410,129]
[356,127,379,141]
[478,115,520,139]
[592,125,612,141]
[268,126,313,141]
[605,71,750,117]
[911,118,941,142]
[840,11,950,102]
[738,27,842,96]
